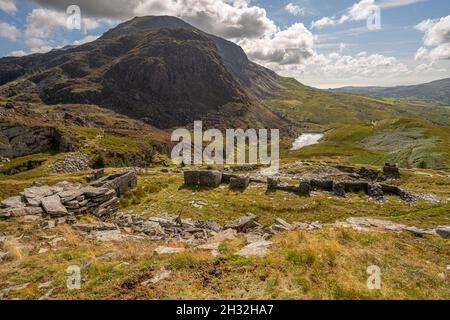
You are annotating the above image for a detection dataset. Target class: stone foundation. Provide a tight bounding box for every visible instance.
[183,170,222,188]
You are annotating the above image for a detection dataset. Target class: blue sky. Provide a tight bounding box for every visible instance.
[0,0,449,88]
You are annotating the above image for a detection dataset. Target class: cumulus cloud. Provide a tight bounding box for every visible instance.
[311,0,380,29]
[239,23,315,65]
[0,21,20,41]
[415,14,450,61]
[30,0,276,39]
[285,3,305,16]
[311,17,338,29]
[311,0,426,29]
[271,51,410,83]
[0,0,16,14]
[25,8,101,40]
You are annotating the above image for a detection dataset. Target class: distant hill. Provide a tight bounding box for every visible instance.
[329,78,450,105]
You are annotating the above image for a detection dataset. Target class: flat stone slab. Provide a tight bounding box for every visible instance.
[236,241,273,257]
[41,195,68,217]
[154,246,186,255]
[81,187,111,197]
[142,268,171,286]
[2,207,43,217]
[72,222,117,232]
[208,229,237,243]
[224,213,259,232]
[90,230,143,242]
[0,282,31,295]
[23,186,55,206]
[1,196,26,208]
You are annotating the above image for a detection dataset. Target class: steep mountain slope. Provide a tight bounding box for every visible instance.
[330,78,450,105]
[101,16,284,98]
[0,16,285,129]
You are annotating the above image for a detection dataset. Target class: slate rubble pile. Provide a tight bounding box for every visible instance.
[0,170,137,222]
[49,153,91,174]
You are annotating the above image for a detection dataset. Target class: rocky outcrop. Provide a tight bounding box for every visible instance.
[0,160,45,176]
[0,123,73,158]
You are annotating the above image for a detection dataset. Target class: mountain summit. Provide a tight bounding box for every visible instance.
[0,16,284,129]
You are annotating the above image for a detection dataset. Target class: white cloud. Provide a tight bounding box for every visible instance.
[25,37,48,48]
[312,0,377,29]
[346,0,378,21]
[268,50,411,86]
[378,0,426,9]
[415,14,450,61]
[285,3,305,16]
[7,50,27,57]
[6,34,100,58]
[0,0,16,14]
[239,23,315,65]
[25,8,102,40]
[311,17,338,29]
[7,45,54,57]
[30,0,277,39]
[0,21,20,41]
[25,8,68,39]
[73,34,100,45]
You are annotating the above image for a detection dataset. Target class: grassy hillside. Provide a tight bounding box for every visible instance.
[1,167,448,299]
[267,78,450,169]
